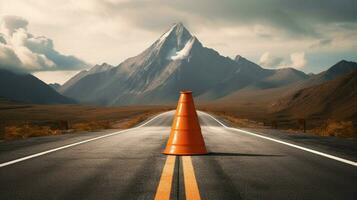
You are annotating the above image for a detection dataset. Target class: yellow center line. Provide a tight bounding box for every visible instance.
[154,155,176,200]
[182,156,201,200]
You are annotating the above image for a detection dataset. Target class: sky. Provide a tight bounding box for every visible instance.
[0,0,356,84]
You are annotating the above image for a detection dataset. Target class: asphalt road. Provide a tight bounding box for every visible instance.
[0,111,356,200]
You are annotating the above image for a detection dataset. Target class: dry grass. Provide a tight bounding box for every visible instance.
[205,110,265,128]
[114,111,161,129]
[4,125,61,140]
[310,120,356,138]
[70,120,112,132]
[203,108,357,139]
[198,104,269,122]
[0,102,172,140]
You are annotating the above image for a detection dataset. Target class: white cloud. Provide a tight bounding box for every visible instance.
[0,15,88,73]
[0,15,28,35]
[259,51,307,69]
[259,52,284,68]
[290,52,307,69]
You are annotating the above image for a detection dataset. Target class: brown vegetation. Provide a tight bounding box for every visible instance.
[4,125,61,140]
[204,109,357,139]
[203,110,265,128]
[0,100,172,140]
[309,120,355,138]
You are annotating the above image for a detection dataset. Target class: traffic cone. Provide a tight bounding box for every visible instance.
[163,91,208,155]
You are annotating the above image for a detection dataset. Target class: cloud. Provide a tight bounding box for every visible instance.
[0,1,355,74]
[0,43,23,72]
[259,52,284,67]
[0,15,88,73]
[259,51,307,69]
[290,52,307,69]
[100,0,357,38]
[309,38,332,49]
[0,15,28,35]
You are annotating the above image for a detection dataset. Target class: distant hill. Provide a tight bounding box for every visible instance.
[272,69,357,120]
[216,60,357,104]
[0,69,75,104]
[201,60,357,123]
[254,67,309,89]
[309,60,357,83]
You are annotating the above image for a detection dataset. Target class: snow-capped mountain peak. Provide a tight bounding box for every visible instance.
[151,23,201,62]
[156,22,192,50]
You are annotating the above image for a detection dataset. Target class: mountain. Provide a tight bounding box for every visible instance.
[272,69,357,120]
[206,59,309,104]
[202,61,357,123]
[60,23,308,105]
[256,68,309,88]
[233,55,309,89]
[305,60,357,86]
[0,69,75,104]
[217,60,357,103]
[59,62,114,93]
[318,60,357,80]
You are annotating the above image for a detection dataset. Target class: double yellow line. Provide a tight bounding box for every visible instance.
[154,156,201,200]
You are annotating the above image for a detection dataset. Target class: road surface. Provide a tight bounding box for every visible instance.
[0,111,356,200]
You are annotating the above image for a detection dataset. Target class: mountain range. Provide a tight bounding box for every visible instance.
[217,60,357,104]
[59,23,316,105]
[0,22,356,116]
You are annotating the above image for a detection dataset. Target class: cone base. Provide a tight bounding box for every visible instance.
[163,145,208,155]
[162,152,208,156]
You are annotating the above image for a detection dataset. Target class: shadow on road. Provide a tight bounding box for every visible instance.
[206,152,284,157]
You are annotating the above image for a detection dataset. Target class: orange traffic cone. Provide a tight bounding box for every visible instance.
[163,91,208,155]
